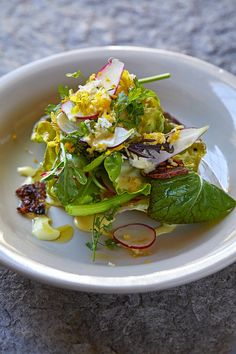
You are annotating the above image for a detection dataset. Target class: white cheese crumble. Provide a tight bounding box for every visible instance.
[129,154,157,173]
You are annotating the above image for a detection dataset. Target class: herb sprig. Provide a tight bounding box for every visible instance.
[86,208,116,261]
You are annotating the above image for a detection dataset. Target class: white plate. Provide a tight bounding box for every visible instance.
[0,46,235,293]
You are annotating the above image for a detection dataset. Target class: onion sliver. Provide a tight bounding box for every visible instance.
[113,223,156,249]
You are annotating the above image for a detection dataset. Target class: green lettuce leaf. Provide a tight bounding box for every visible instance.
[54,153,87,205]
[31,121,56,143]
[139,97,165,133]
[104,152,122,182]
[148,172,236,224]
[115,160,150,194]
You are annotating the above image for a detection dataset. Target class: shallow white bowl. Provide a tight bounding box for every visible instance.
[0,46,235,293]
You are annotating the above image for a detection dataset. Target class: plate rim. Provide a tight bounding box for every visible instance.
[0,45,236,293]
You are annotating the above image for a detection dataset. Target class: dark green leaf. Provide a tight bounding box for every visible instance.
[54,167,80,205]
[54,153,88,205]
[148,172,236,224]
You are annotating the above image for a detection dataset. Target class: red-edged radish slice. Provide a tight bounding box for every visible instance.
[113,223,156,249]
[129,126,209,171]
[61,101,98,121]
[57,112,80,133]
[96,58,124,95]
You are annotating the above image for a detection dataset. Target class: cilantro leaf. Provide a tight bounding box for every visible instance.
[45,103,61,115]
[114,84,157,129]
[58,84,69,99]
[66,70,81,79]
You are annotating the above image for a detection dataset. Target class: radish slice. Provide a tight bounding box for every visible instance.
[85,127,134,149]
[57,112,80,133]
[96,58,124,95]
[107,127,134,148]
[113,223,156,249]
[61,101,98,121]
[129,126,209,171]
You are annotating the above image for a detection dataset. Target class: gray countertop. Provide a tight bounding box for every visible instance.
[1,1,236,353]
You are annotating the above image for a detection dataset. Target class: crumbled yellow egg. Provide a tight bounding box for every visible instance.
[116,70,135,95]
[70,87,111,116]
[168,129,181,144]
[143,132,166,144]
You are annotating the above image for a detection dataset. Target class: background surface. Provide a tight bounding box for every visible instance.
[1,1,236,353]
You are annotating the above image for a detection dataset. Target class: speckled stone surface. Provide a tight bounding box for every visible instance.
[0,1,236,353]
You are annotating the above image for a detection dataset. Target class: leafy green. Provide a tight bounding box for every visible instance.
[31,121,56,143]
[114,82,164,132]
[83,154,106,173]
[115,160,150,194]
[43,145,58,171]
[54,150,87,205]
[104,152,122,182]
[66,70,81,79]
[139,97,165,133]
[58,84,69,99]
[73,176,99,205]
[148,172,236,224]
[45,103,61,116]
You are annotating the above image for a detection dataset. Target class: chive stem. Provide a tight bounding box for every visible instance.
[138,73,171,84]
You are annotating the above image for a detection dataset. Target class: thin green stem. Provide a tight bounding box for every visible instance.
[138,73,171,84]
[91,174,106,191]
[83,154,105,173]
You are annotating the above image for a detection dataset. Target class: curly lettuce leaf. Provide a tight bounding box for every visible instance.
[139,97,165,134]
[176,140,206,172]
[31,121,56,143]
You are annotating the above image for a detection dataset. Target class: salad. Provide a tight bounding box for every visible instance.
[16,58,236,260]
